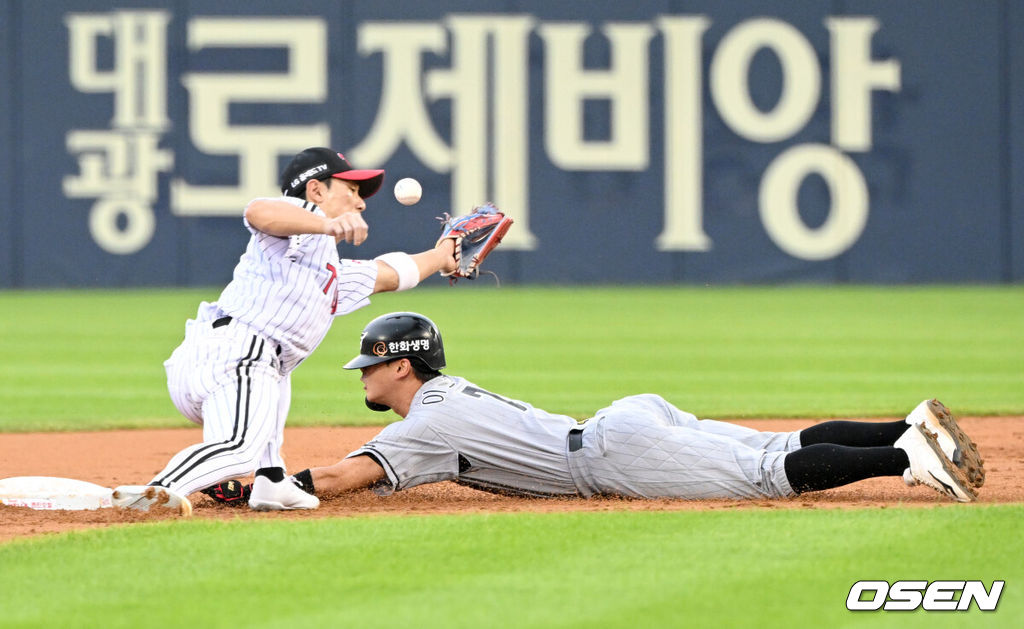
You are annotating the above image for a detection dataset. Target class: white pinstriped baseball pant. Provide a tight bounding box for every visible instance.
[154,305,290,496]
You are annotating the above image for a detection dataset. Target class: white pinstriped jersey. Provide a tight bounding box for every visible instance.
[216,196,378,373]
[348,375,581,497]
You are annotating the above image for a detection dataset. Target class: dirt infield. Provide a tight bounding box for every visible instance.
[2,417,1021,543]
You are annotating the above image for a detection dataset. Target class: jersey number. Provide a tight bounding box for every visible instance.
[461,386,527,411]
[322,263,338,314]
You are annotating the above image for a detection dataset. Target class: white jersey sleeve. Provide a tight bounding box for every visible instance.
[335,258,376,316]
[347,375,581,497]
[215,196,378,372]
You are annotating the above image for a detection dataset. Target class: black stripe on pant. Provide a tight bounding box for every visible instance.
[154,336,265,487]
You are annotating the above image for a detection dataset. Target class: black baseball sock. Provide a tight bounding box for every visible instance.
[783,444,910,494]
[292,469,315,494]
[254,467,315,494]
[799,420,909,448]
[255,467,286,483]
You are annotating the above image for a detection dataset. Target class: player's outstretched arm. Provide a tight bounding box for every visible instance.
[372,239,457,293]
[309,455,388,498]
[244,199,369,245]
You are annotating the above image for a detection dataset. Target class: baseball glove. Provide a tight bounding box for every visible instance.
[201,480,250,507]
[436,203,513,281]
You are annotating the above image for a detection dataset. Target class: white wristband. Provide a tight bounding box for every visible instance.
[375,252,420,291]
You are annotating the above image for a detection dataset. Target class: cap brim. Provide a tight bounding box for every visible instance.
[343,353,391,370]
[332,170,384,198]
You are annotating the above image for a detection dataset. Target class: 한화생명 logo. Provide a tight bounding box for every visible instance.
[847,580,1004,611]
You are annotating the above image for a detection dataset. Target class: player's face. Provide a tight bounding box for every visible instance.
[359,361,392,404]
[319,179,366,219]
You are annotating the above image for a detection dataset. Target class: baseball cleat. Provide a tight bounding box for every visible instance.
[248,475,319,511]
[894,424,977,502]
[112,485,193,517]
[904,399,985,488]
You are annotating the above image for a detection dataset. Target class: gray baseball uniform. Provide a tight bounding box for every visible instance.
[348,375,801,500]
[158,196,377,496]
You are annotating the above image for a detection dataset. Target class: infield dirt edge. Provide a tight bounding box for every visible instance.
[2,416,1021,542]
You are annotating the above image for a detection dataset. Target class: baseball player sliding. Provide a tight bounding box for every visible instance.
[217,311,983,506]
[112,149,511,516]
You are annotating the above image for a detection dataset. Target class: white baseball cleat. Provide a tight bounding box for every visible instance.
[895,424,977,502]
[112,485,193,517]
[248,475,319,511]
[904,398,985,488]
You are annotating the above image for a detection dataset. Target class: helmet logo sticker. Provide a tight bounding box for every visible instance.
[372,342,388,356]
[389,340,429,353]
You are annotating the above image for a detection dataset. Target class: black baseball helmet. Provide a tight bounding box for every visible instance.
[343,312,446,371]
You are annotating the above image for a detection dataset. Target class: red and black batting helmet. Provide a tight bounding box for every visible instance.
[343,312,446,372]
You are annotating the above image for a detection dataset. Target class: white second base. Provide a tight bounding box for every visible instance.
[0,476,113,510]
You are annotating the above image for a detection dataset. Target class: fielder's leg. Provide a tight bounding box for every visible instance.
[247,374,319,510]
[256,373,291,471]
[136,347,282,498]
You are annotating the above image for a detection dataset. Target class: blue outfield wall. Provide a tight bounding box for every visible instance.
[0,0,1021,288]
[1011,0,1024,283]
[1,0,14,286]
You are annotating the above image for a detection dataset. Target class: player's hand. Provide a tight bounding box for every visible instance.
[435,204,513,281]
[436,238,458,274]
[325,212,369,245]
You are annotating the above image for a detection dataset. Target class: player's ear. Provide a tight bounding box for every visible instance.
[305,178,326,203]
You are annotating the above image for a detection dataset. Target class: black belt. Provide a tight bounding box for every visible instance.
[212,315,281,356]
[568,427,584,452]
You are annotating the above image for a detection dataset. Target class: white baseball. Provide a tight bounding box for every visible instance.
[394,178,422,206]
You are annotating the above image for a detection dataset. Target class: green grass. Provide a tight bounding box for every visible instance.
[0,506,1020,628]
[1,286,1021,627]
[0,286,1022,430]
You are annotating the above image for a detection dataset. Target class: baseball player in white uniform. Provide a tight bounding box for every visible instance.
[284,312,984,505]
[112,149,458,516]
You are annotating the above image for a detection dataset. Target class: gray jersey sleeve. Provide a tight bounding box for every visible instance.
[348,417,459,491]
[347,375,581,496]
